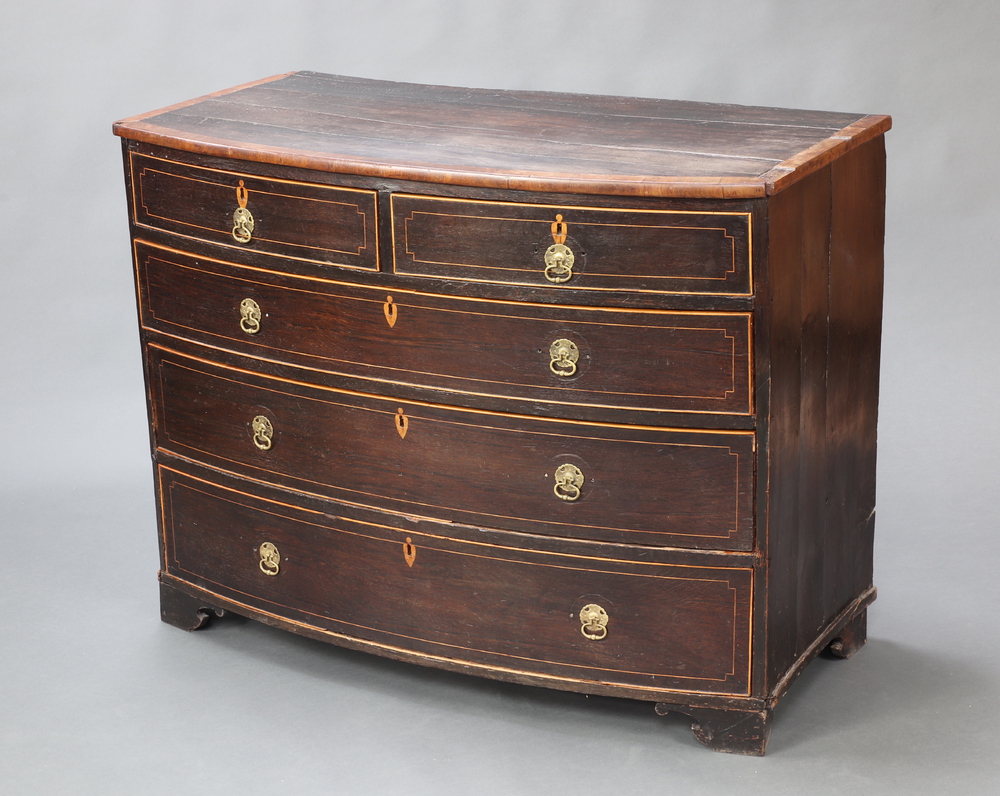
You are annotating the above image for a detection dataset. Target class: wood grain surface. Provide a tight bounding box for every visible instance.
[392,194,752,294]
[115,75,888,753]
[160,465,753,694]
[136,242,753,416]
[761,136,884,694]
[149,346,755,549]
[132,152,378,268]
[114,72,890,198]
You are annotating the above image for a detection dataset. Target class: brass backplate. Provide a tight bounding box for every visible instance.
[232,180,254,243]
[239,297,262,334]
[579,603,608,640]
[251,415,273,450]
[553,462,584,502]
[543,243,575,283]
[549,338,580,377]
[259,541,280,576]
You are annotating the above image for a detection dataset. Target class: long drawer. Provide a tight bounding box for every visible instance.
[149,346,755,550]
[137,242,753,416]
[392,194,752,296]
[129,153,378,268]
[159,465,753,695]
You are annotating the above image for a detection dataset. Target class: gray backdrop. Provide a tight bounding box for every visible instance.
[2,1,997,793]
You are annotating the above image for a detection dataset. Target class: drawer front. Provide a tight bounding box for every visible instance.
[392,194,752,295]
[160,467,753,695]
[137,243,752,415]
[150,348,755,550]
[130,153,378,269]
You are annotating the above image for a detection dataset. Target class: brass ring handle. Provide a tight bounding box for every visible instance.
[232,180,254,243]
[543,243,575,283]
[553,463,584,502]
[543,214,575,283]
[251,415,273,450]
[579,604,608,640]
[239,298,262,334]
[549,339,579,377]
[259,541,280,576]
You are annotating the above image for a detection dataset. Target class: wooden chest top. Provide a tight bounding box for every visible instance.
[113,71,890,198]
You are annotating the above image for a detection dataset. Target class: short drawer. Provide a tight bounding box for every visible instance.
[150,347,755,550]
[137,242,752,416]
[392,194,752,295]
[159,467,753,695]
[129,153,378,269]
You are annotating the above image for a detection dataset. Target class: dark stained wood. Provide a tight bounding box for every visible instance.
[149,347,755,550]
[827,609,868,660]
[826,137,884,619]
[763,165,830,691]
[794,164,832,671]
[159,578,224,631]
[116,77,888,754]
[113,72,890,199]
[131,153,378,268]
[117,72,293,125]
[270,72,863,128]
[655,702,772,756]
[159,449,757,577]
[136,243,753,416]
[760,167,807,691]
[767,587,876,703]
[160,466,753,694]
[762,116,891,195]
[392,194,751,295]
[762,136,884,692]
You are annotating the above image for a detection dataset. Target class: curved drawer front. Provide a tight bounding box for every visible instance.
[137,243,752,415]
[150,347,754,550]
[392,194,752,295]
[130,153,378,268]
[159,467,753,695]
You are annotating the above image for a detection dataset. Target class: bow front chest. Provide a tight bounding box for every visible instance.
[114,72,889,755]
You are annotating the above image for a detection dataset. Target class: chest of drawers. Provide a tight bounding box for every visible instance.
[114,72,889,755]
